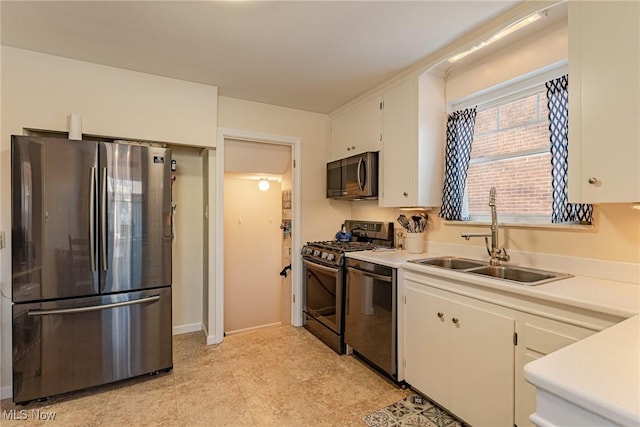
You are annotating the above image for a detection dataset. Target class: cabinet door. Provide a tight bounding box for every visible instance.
[331,96,381,160]
[380,79,416,207]
[515,319,595,427]
[404,281,450,406]
[449,299,514,427]
[568,1,640,203]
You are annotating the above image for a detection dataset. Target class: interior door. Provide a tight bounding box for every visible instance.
[12,136,99,302]
[99,143,171,294]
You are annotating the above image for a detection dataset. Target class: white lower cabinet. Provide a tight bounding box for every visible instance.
[402,271,621,427]
[514,316,595,427]
[404,279,515,427]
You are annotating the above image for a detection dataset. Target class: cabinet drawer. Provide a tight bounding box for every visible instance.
[524,319,594,355]
[525,324,578,355]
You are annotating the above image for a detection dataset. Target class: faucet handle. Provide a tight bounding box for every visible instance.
[498,247,510,262]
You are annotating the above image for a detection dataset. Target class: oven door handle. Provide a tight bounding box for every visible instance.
[303,259,339,275]
[348,268,392,283]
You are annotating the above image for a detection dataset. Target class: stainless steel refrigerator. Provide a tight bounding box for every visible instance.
[11,135,173,404]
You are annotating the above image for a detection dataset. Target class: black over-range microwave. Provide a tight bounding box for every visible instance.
[326,151,379,200]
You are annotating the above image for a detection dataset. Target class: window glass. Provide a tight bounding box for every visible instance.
[466,89,553,220]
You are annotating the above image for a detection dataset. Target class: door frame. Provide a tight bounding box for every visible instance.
[211,128,302,344]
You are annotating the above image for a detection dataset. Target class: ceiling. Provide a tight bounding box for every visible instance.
[0,1,522,114]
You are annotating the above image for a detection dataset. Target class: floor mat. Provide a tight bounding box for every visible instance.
[362,394,465,427]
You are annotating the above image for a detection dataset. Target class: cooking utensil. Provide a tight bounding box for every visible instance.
[416,212,428,232]
[397,214,414,233]
[412,215,422,232]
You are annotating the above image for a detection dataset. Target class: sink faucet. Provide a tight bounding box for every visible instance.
[461,187,510,266]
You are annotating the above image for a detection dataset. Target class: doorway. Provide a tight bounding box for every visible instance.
[213,129,302,343]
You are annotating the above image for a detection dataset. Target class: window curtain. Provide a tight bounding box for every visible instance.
[439,108,477,221]
[546,75,593,224]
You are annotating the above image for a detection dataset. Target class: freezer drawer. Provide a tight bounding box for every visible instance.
[12,288,172,403]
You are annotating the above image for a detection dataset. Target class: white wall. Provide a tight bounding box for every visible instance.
[223,177,282,333]
[171,146,204,334]
[0,47,219,397]
[1,47,218,147]
[445,18,568,103]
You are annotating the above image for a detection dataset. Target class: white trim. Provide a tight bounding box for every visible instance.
[224,322,282,336]
[451,60,568,111]
[172,323,201,335]
[468,147,548,165]
[200,321,221,346]
[445,219,593,229]
[1,385,12,400]
[215,128,303,345]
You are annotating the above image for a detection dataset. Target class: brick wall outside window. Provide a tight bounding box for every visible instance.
[467,91,553,217]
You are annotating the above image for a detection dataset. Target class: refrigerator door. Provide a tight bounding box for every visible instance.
[99,143,172,294]
[11,136,99,303]
[12,288,173,404]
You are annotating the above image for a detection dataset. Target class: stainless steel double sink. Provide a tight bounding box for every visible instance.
[408,256,572,286]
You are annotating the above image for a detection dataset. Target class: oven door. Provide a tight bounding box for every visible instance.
[303,259,343,334]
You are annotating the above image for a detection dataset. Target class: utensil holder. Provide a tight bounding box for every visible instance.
[405,232,425,254]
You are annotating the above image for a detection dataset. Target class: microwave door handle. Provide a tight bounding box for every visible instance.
[357,157,365,191]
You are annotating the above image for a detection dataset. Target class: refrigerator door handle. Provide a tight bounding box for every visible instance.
[27,295,160,316]
[101,167,108,271]
[89,166,96,272]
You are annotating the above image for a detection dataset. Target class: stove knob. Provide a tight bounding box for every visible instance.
[327,253,335,262]
[313,250,321,257]
[321,252,328,259]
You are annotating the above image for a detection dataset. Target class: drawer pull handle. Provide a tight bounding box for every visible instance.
[437,312,444,319]
[451,317,459,324]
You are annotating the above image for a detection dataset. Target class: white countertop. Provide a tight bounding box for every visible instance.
[524,315,640,426]
[347,249,640,318]
[347,248,640,426]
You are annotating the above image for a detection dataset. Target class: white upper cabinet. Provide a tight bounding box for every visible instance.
[379,73,445,207]
[330,95,381,160]
[568,1,640,203]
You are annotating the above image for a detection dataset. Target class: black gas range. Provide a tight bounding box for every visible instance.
[301,220,393,354]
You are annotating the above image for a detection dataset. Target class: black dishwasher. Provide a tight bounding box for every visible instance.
[345,258,397,381]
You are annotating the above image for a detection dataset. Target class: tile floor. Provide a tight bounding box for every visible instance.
[1,325,413,426]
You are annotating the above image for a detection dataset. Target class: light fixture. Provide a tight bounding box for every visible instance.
[258,178,270,192]
[448,13,542,63]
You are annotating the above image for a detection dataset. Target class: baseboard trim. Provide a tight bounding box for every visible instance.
[172,323,201,335]
[224,322,282,336]
[201,322,222,345]
[1,385,12,400]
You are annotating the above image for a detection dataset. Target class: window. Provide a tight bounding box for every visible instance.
[466,88,553,223]
[441,70,593,225]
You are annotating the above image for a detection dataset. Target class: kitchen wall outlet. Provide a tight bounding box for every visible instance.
[0,231,5,249]
[286,247,291,256]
